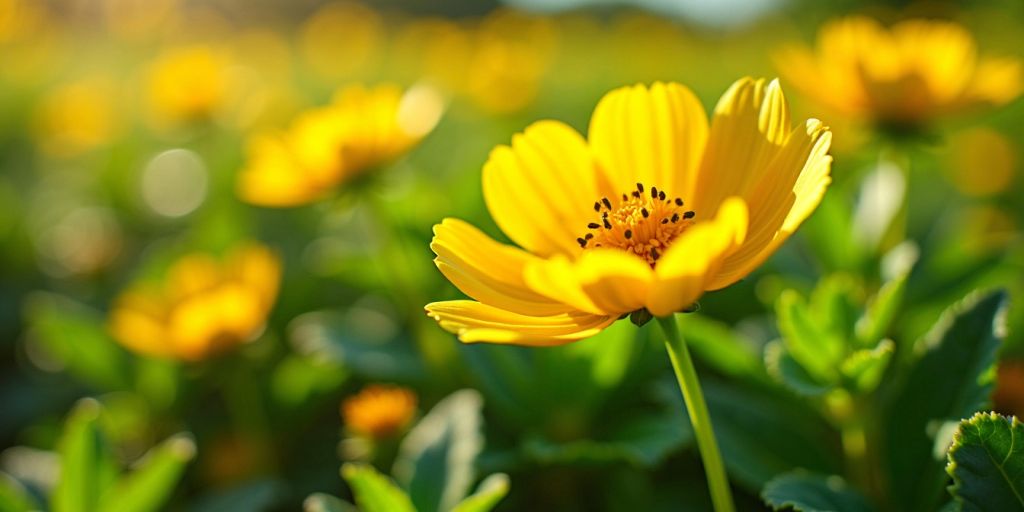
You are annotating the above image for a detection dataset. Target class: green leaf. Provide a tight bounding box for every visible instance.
[0,472,38,512]
[762,472,874,512]
[523,404,690,468]
[451,474,510,512]
[855,271,908,347]
[698,380,841,490]
[883,290,1008,512]
[839,339,894,392]
[392,389,483,512]
[810,274,862,345]
[53,399,119,512]
[24,293,131,391]
[96,434,195,512]
[304,493,359,512]
[946,412,1024,512]
[776,290,844,384]
[675,314,766,382]
[764,340,833,396]
[341,464,415,512]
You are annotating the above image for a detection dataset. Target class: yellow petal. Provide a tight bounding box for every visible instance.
[236,134,325,207]
[967,57,1024,105]
[431,218,572,316]
[588,82,708,200]
[648,197,748,316]
[694,77,789,215]
[230,244,282,311]
[425,300,615,346]
[711,119,832,289]
[482,120,600,257]
[525,249,654,316]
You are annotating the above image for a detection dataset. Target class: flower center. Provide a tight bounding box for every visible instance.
[577,182,695,266]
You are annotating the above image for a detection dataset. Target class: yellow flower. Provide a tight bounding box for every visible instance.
[33,76,121,157]
[145,44,234,126]
[109,244,281,361]
[425,78,832,345]
[237,83,444,207]
[342,385,417,439]
[776,16,1023,127]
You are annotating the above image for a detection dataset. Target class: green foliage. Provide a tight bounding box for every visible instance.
[393,390,483,512]
[946,412,1024,512]
[341,465,416,512]
[450,474,511,512]
[883,290,1008,512]
[47,399,194,512]
[0,474,38,512]
[762,472,874,512]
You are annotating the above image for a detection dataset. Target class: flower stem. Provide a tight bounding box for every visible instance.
[657,315,735,512]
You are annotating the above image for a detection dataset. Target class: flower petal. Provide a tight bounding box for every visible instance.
[236,134,326,207]
[711,119,832,289]
[483,120,600,257]
[648,197,748,316]
[431,218,572,316]
[588,82,708,200]
[525,249,654,316]
[425,300,615,346]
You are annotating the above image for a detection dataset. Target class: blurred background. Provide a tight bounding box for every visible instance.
[1,0,1023,511]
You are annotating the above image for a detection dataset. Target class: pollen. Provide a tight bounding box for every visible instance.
[577,183,696,266]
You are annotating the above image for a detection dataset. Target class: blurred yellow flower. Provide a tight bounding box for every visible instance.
[145,44,234,127]
[237,83,444,207]
[109,244,281,361]
[776,16,1023,127]
[426,78,832,345]
[342,385,417,439]
[33,76,121,157]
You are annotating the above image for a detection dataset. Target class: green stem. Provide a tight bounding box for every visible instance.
[657,315,735,512]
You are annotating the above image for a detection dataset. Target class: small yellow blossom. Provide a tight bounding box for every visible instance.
[426,78,832,345]
[776,16,1023,127]
[109,244,281,361]
[342,385,417,439]
[33,76,121,157]
[237,83,444,207]
[145,44,234,127]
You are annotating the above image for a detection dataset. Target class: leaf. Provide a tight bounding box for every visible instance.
[855,271,908,347]
[24,293,131,391]
[523,405,690,468]
[762,472,874,512]
[188,478,286,512]
[392,389,483,512]
[696,379,841,490]
[341,464,415,512]
[96,433,195,512]
[839,339,894,392]
[53,399,119,512]
[675,314,766,382]
[0,472,38,512]
[883,290,1008,512]
[303,493,359,512]
[764,340,833,396]
[810,274,862,346]
[776,290,844,384]
[450,474,510,512]
[946,412,1024,512]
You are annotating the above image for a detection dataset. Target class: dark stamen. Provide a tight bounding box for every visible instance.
[659,190,666,201]
[602,197,612,209]
[661,218,668,224]
[636,183,644,193]
[584,233,593,240]
[671,213,679,223]
[588,222,600,229]
[683,211,695,219]
[674,198,683,206]
[641,208,649,218]
[603,218,612,229]
[622,193,628,201]
[593,202,601,212]
[577,237,587,247]
[651,186,658,199]
[624,229,632,239]
[632,191,641,198]
[650,247,660,260]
